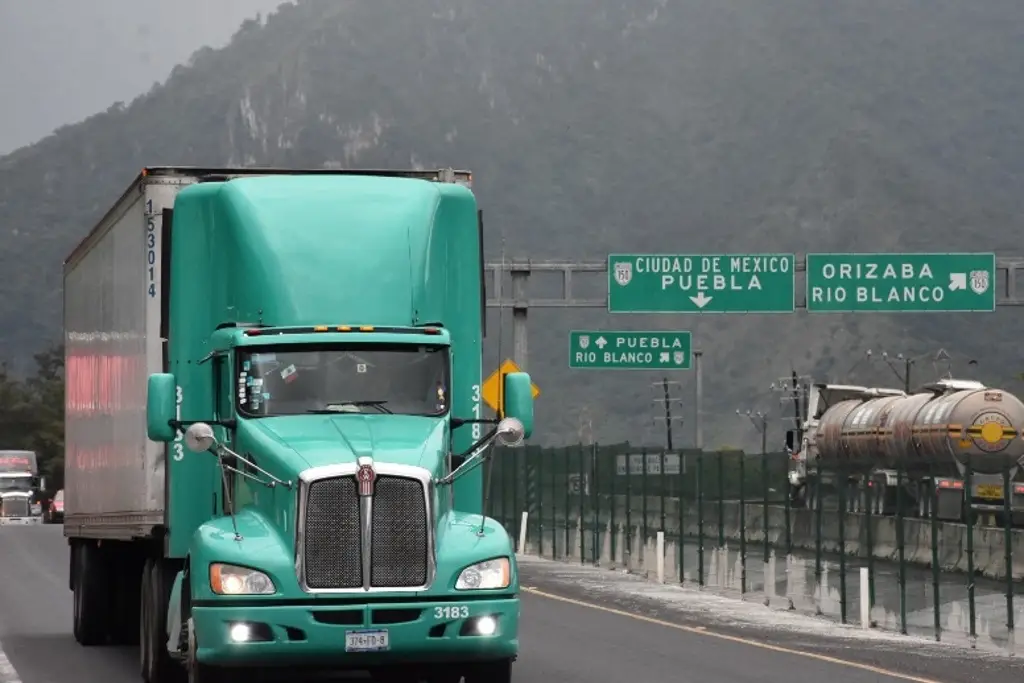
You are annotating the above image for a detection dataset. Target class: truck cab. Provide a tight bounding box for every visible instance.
[0,450,44,524]
[64,167,533,683]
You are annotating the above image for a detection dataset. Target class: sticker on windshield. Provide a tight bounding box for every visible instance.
[252,378,263,387]
[243,360,251,372]
[281,364,298,383]
[252,353,276,364]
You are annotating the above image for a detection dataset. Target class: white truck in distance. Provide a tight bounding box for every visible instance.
[0,450,45,525]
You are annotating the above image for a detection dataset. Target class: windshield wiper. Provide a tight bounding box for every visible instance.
[307,400,393,415]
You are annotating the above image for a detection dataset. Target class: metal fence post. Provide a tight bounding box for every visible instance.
[1004,464,1015,647]
[837,462,847,625]
[626,447,633,567]
[738,451,747,594]
[965,456,977,646]
[717,451,725,548]
[929,465,941,641]
[678,451,685,584]
[697,449,705,587]
[610,447,618,565]
[762,449,769,565]
[578,443,585,564]
[564,447,570,560]
[896,463,907,635]
[642,447,649,553]
[592,443,600,565]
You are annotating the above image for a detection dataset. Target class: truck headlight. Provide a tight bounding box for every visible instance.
[455,558,510,590]
[209,563,275,595]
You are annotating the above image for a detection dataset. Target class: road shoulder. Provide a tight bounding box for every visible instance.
[517,555,1024,683]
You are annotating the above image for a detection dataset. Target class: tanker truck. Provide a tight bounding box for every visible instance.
[786,379,1024,525]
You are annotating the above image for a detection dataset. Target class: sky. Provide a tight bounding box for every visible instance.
[0,0,289,155]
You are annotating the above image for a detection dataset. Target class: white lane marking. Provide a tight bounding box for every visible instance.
[0,643,22,683]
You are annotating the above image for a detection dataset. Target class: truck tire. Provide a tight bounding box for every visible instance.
[141,558,184,683]
[72,541,111,646]
[110,550,142,646]
[464,659,512,683]
[185,618,235,683]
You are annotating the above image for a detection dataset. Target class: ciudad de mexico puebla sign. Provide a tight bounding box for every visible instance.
[607,253,796,313]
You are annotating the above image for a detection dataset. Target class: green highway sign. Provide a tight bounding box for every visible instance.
[805,253,996,313]
[607,253,796,313]
[569,330,692,370]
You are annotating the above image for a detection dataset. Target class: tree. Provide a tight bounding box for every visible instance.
[0,343,64,491]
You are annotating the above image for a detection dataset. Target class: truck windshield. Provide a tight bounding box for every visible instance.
[0,476,31,493]
[236,343,450,418]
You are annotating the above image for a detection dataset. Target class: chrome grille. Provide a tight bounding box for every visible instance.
[1,498,29,517]
[301,472,430,591]
[303,477,362,589]
[371,476,429,587]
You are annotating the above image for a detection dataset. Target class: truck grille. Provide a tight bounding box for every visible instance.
[1,498,29,517]
[302,474,430,590]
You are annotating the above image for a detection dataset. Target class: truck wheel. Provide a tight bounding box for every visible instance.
[185,618,235,683]
[464,659,512,683]
[369,666,422,682]
[73,542,110,646]
[111,551,142,646]
[141,559,184,683]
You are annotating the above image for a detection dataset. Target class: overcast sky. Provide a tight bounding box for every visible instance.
[0,0,289,155]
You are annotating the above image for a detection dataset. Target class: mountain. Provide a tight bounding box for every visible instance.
[2,0,1024,448]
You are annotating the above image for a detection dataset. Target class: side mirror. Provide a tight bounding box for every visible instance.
[502,372,534,440]
[495,417,525,446]
[184,423,217,453]
[785,429,795,451]
[147,374,178,442]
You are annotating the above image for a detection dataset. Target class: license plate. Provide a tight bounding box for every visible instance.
[977,484,1003,500]
[345,629,389,652]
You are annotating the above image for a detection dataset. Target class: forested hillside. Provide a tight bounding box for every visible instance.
[2,0,1023,447]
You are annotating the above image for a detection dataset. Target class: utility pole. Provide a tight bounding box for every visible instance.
[651,379,685,450]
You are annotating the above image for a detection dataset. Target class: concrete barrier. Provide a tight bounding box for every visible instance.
[522,495,1024,582]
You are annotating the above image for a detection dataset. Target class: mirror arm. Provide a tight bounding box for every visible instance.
[438,426,500,486]
[170,418,237,431]
[450,417,499,429]
[211,443,292,489]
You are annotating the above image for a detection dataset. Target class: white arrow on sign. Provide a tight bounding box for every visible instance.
[949,273,966,291]
[689,292,713,308]
[595,336,608,349]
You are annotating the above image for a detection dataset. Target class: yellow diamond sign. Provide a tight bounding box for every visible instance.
[481,358,540,414]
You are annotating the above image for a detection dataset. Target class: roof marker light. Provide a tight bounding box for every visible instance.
[313,325,328,332]
[359,326,374,332]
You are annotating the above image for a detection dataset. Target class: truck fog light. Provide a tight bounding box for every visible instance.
[475,616,497,636]
[229,623,251,642]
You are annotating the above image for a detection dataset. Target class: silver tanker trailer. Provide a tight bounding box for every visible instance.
[786,379,1024,525]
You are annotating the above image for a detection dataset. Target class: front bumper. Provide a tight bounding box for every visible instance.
[0,516,42,526]
[192,596,519,668]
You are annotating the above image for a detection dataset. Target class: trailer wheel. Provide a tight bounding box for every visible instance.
[72,541,111,646]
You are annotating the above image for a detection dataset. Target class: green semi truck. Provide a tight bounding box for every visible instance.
[63,166,534,683]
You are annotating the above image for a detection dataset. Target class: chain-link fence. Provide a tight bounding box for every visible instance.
[486,444,1024,653]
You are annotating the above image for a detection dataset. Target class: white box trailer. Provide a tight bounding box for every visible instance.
[63,166,473,541]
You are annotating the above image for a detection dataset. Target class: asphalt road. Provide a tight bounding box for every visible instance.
[1,524,1022,683]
